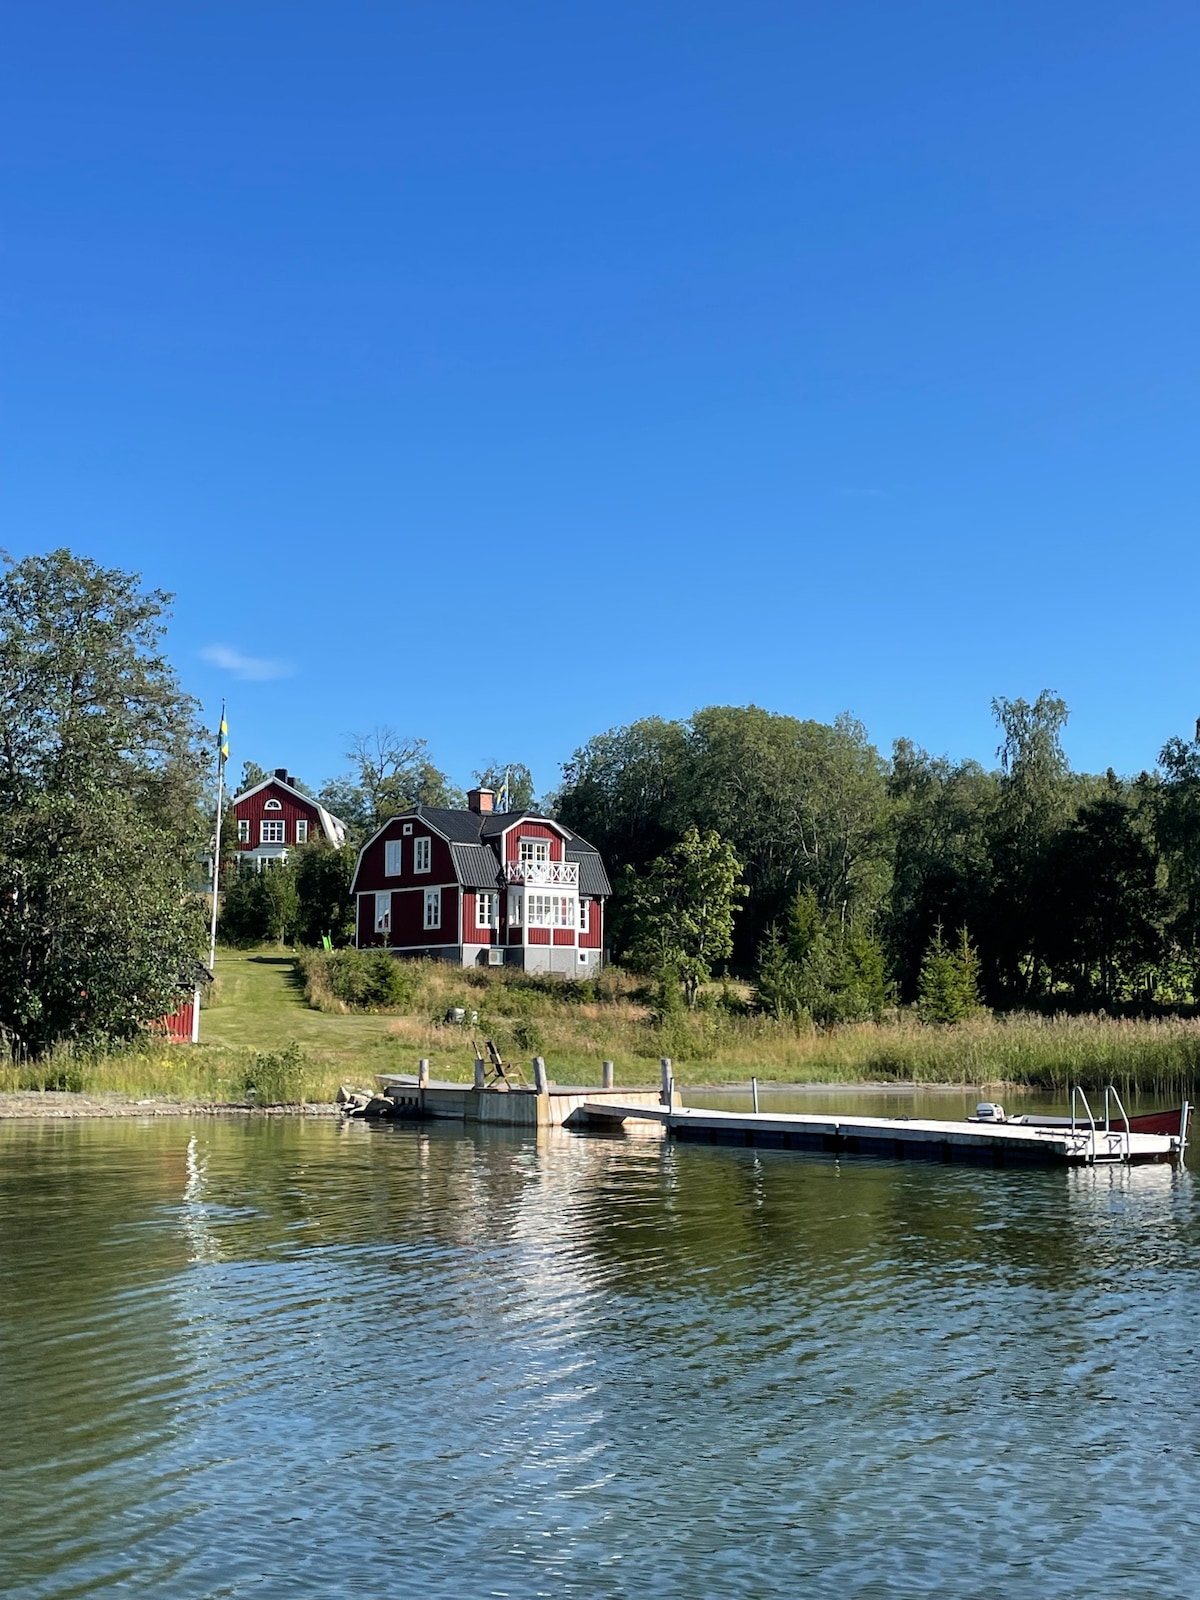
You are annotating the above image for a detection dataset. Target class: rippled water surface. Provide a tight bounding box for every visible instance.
[3,1102,1199,1598]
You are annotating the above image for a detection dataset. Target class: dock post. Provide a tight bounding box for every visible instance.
[602,1060,614,1090]
[418,1057,430,1088]
[660,1057,673,1107]
[473,1057,486,1091]
[533,1056,549,1094]
[751,1076,759,1114]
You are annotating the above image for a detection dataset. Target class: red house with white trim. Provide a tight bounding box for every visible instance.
[230,768,347,869]
[350,788,611,975]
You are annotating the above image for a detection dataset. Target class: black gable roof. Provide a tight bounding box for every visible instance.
[396,805,611,895]
[449,843,505,889]
[409,805,487,844]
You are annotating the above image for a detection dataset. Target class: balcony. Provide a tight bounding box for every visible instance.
[505,860,579,887]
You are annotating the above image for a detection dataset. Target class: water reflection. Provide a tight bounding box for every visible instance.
[1,1111,1198,1599]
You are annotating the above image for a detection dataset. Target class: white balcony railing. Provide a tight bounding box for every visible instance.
[505,860,579,887]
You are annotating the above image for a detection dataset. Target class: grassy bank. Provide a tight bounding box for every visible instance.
[6,948,1200,1103]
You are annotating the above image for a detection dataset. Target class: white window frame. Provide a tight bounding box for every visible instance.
[295,819,308,844]
[264,797,283,811]
[237,818,250,844]
[507,889,522,926]
[414,836,432,874]
[519,837,550,866]
[374,891,391,934]
[578,899,589,934]
[261,819,285,844]
[476,891,495,929]
[424,887,441,930]
[527,893,573,928]
[402,822,413,835]
[384,840,402,877]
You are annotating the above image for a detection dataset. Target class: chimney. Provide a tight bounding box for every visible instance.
[274,767,289,783]
[467,787,495,814]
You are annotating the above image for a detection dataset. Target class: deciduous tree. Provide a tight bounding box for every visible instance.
[625,827,745,1008]
[0,549,206,1054]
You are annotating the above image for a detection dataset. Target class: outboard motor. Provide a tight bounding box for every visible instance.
[974,1102,1006,1123]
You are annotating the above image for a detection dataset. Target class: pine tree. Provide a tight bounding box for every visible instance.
[918,924,984,1023]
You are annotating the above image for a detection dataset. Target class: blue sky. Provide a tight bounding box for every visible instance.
[3,1,1199,798]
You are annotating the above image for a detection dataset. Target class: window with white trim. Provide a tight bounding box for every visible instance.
[414,837,432,873]
[264,797,282,811]
[374,892,391,934]
[526,893,574,927]
[508,889,522,925]
[295,819,308,844]
[261,819,285,844]
[424,887,441,929]
[578,899,589,933]
[384,840,402,876]
[519,837,550,866]
[237,818,250,844]
[476,891,495,929]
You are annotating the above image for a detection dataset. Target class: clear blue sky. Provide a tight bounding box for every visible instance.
[3,1,1198,798]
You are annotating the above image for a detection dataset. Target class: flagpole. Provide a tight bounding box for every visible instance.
[208,702,227,973]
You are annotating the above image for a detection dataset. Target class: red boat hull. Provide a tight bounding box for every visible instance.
[1124,1107,1188,1137]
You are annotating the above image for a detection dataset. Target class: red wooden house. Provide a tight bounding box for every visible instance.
[230,768,347,869]
[350,788,611,975]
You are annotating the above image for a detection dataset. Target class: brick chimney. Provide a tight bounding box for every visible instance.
[467,787,495,814]
[274,767,289,784]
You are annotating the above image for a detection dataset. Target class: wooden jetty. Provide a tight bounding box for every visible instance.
[576,1101,1185,1167]
[374,1055,676,1129]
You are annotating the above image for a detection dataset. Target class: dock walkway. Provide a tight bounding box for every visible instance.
[578,1103,1180,1166]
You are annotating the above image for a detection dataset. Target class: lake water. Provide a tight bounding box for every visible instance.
[3,1092,1199,1598]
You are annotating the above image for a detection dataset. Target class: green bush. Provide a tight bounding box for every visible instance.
[239,1041,309,1104]
[297,947,416,1012]
[512,1017,544,1053]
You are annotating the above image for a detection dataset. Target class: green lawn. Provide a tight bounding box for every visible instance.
[201,948,401,1070]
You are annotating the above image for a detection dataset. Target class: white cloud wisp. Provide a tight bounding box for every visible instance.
[200,644,293,682]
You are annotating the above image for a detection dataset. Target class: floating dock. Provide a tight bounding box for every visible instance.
[576,1103,1183,1166]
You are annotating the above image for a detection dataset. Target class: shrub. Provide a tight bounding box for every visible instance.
[297,947,417,1012]
[239,1041,309,1104]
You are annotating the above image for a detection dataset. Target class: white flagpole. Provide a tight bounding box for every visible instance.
[207,702,226,973]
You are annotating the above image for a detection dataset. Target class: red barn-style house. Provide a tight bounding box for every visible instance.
[350,788,611,974]
[230,768,347,869]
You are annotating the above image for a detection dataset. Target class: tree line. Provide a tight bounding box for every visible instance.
[554,698,1200,1017]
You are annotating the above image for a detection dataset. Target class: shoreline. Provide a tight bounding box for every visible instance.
[0,1081,996,1120]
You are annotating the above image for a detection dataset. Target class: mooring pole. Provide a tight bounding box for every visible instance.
[751,1076,760,1114]
[418,1058,430,1088]
[533,1056,549,1094]
[473,1057,486,1091]
[602,1060,614,1090]
[660,1057,673,1107]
